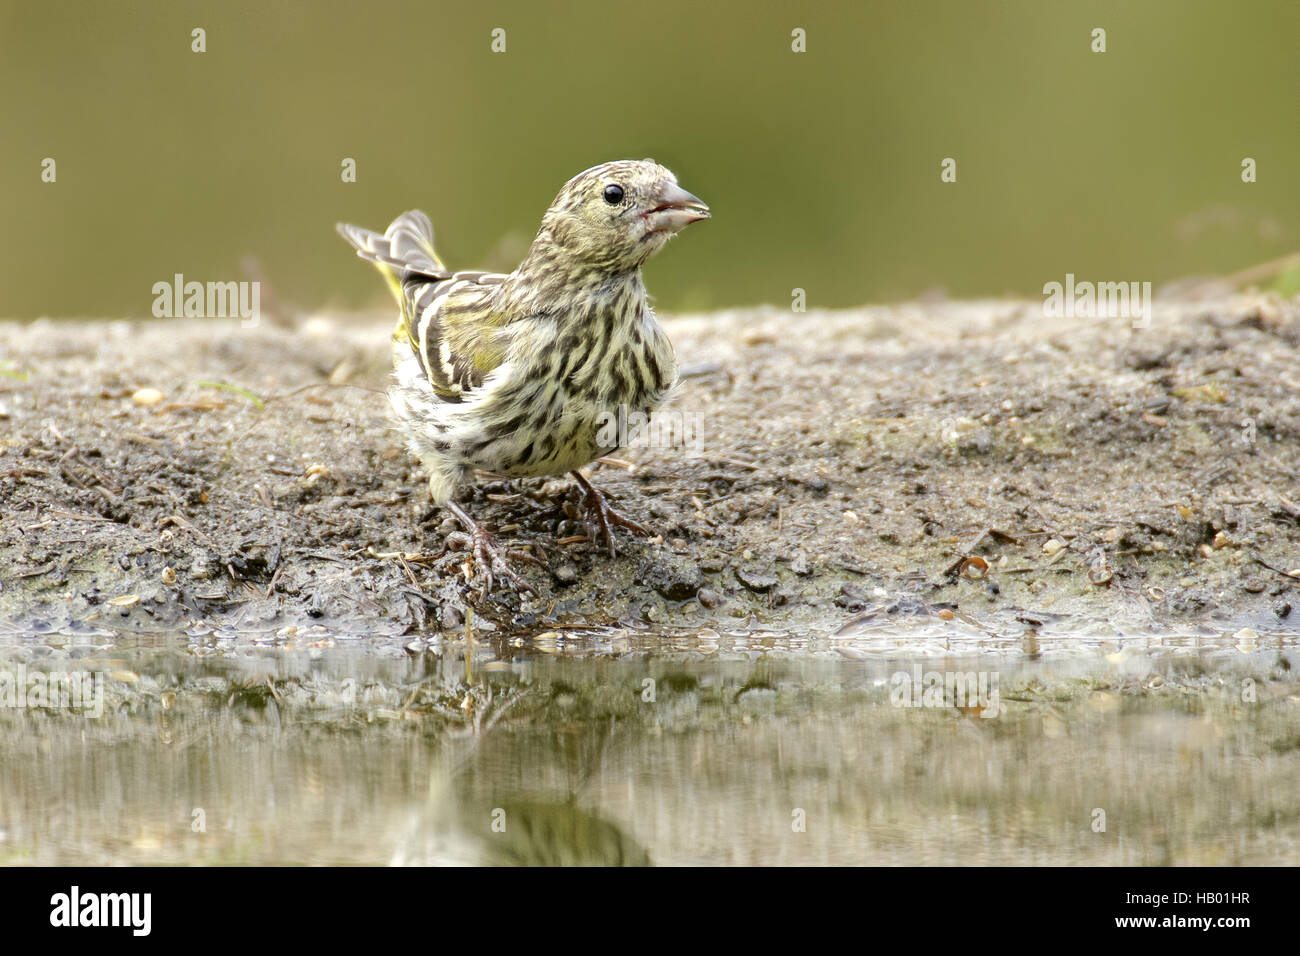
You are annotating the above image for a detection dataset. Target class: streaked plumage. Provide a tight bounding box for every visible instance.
[338,160,710,590]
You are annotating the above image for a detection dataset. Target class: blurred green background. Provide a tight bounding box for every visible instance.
[2,0,1296,317]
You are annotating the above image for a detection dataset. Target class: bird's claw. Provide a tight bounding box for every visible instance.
[575,478,649,557]
[445,501,539,596]
[465,527,539,595]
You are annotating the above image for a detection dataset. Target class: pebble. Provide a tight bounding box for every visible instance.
[696,586,724,609]
[131,387,164,406]
[835,583,870,610]
[190,554,214,580]
[735,565,777,593]
[552,562,578,586]
[644,556,705,601]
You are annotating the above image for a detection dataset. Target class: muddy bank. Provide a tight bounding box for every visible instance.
[1,295,1298,640]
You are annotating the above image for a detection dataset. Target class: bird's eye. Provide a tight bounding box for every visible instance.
[603,184,625,205]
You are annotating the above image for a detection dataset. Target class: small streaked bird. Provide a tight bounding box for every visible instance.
[338,160,710,592]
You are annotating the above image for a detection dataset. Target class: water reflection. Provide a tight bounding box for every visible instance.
[0,625,1296,865]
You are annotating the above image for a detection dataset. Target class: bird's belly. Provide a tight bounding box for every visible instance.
[482,390,656,477]
[394,317,676,482]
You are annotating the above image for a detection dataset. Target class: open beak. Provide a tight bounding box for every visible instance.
[643,181,711,234]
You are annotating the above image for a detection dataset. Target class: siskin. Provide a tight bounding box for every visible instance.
[338,160,710,592]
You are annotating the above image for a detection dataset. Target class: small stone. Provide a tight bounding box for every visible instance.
[552,562,579,586]
[735,565,777,593]
[956,428,993,456]
[789,551,810,576]
[190,554,214,580]
[696,586,723,609]
[1212,531,1231,549]
[835,584,870,610]
[131,387,164,406]
[1087,566,1114,586]
[642,556,705,601]
[1242,578,1266,594]
[1041,539,1065,556]
[1274,601,1292,619]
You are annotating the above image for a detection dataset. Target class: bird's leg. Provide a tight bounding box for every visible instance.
[444,501,539,595]
[570,470,650,557]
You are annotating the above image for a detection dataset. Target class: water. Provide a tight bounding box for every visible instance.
[2,621,1297,865]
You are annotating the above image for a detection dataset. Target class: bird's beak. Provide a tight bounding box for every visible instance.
[643,181,711,234]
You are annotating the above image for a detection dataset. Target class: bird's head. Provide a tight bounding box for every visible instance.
[536,160,710,273]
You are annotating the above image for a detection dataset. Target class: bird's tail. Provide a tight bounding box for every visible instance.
[337,211,451,304]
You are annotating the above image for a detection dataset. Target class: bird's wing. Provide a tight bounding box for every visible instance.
[404,271,513,401]
[337,212,512,402]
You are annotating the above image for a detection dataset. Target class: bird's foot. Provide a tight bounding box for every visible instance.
[445,502,539,595]
[571,471,649,557]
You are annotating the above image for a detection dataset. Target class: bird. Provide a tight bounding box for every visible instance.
[337,159,710,593]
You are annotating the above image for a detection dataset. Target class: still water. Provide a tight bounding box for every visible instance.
[2,620,1296,865]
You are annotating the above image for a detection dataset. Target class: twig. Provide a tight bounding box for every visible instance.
[1252,556,1300,580]
[50,510,114,523]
